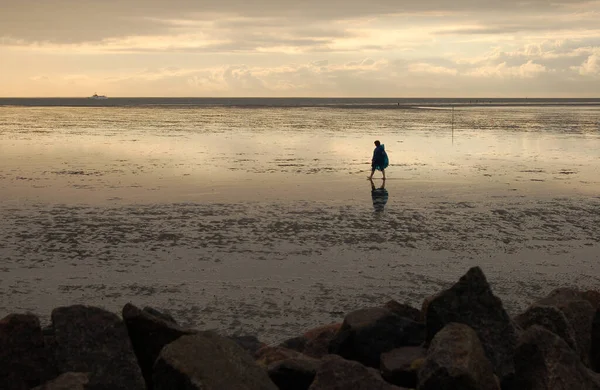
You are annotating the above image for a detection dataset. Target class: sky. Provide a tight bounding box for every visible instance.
[1,0,600,97]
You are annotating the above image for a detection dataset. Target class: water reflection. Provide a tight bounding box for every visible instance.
[370,178,388,213]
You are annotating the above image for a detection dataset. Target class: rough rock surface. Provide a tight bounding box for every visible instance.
[514,304,579,352]
[268,357,321,390]
[329,307,425,367]
[153,331,278,390]
[593,310,600,373]
[142,306,177,324]
[420,294,439,323]
[380,346,426,388]
[424,266,518,383]
[570,289,600,372]
[123,303,197,389]
[255,345,306,366]
[0,313,57,390]
[308,355,406,390]
[537,288,596,366]
[51,305,145,390]
[31,372,89,390]
[419,323,500,390]
[583,290,600,309]
[513,325,600,390]
[281,323,342,359]
[384,300,421,323]
[230,335,266,356]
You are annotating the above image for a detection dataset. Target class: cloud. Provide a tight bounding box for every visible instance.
[4,52,600,97]
[466,60,547,78]
[2,0,598,44]
[573,50,600,76]
[3,0,600,97]
[408,63,458,75]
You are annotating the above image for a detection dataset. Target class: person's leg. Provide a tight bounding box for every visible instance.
[369,168,375,179]
[382,169,386,179]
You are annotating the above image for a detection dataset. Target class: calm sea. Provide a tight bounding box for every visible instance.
[2,97,600,108]
[1,98,599,341]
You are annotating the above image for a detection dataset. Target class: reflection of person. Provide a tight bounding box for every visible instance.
[370,178,388,212]
[369,140,389,179]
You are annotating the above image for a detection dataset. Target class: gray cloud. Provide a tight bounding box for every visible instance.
[1,0,596,43]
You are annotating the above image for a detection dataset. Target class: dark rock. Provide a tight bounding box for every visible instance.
[538,287,583,305]
[281,323,342,359]
[0,313,57,390]
[384,300,421,322]
[581,291,600,372]
[280,335,307,352]
[268,357,321,390]
[153,331,278,390]
[31,372,89,390]
[420,293,439,323]
[380,346,426,388]
[230,335,266,356]
[582,290,600,309]
[143,306,177,324]
[329,307,424,368]
[536,288,596,366]
[255,345,305,366]
[515,304,579,352]
[419,323,500,390]
[308,354,406,390]
[424,266,518,383]
[513,325,600,390]
[303,323,342,358]
[122,303,196,389]
[593,310,600,372]
[52,305,145,390]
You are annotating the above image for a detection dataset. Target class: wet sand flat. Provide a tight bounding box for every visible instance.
[1,103,599,342]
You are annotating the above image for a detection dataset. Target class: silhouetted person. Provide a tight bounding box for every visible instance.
[369,140,389,179]
[370,178,388,212]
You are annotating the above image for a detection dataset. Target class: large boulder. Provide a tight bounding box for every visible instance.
[384,300,422,323]
[418,323,500,390]
[281,323,342,359]
[308,355,406,390]
[51,305,145,390]
[268,357,321,390]
[0,313,57,390]
[593,310,600,373]
[141,306,177,324]
[514,305,579,352]
[229,335,266,356]
[424,266,518,383]
[581,290,600,372]
[329,307,425,367]
[122,303,196,389]
[536,288,596,366]
[513,325,600,390]
[31,372,89,390]
[380,346,426,388]
[255,345,306,366]
[303,323,342,358]
[153,331,278,390]
[582,290,600,309]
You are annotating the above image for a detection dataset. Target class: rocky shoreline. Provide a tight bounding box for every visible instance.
[2,266,599,390]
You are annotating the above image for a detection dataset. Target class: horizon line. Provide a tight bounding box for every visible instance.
[1,96,600,99]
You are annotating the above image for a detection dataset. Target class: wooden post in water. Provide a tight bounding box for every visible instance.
[451,105,454,144]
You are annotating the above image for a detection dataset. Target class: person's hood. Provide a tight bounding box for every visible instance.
[379,144,385,150]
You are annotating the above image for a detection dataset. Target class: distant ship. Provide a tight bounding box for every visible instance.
[89,93,108,100]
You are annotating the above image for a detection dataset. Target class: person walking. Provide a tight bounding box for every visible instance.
[369,140,389,179]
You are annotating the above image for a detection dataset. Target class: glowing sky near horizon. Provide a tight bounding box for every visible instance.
[1,0,600,97]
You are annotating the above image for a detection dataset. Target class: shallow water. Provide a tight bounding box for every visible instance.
[1,103,599,342]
